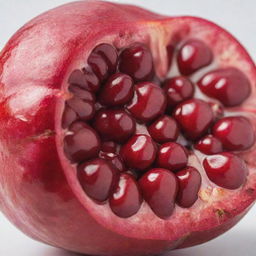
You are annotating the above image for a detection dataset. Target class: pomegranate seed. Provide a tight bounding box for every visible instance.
[109,173,142,218]
[177,39,213,75]
[139,168,178,218]
[87,53,109,81]
[197,67,251,107]
[93,109,135,143]
[120,134,157,171]
[67,96,95,121]
[127,82,167,122]
[68,68,100,92]
[167,44,175,67]
[203,153,248,189]
[99,152,125,172]
[64,122,100,163]
[195,135,223,155]
[148,115,179,143]
[212,116,255,151]
[101,141,117,153]
[89,43,118,74]
[77,158,118,201]
[62,104,77,128]
[119,43,154,82]
[157,142,188,171]
[69,85,95,102]
[99,73,134,106]
[163,76,194,107]
[176,166,202,208]
[173,99,214,140]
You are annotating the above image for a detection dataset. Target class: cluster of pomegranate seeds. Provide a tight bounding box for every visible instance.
[63,39,255,219]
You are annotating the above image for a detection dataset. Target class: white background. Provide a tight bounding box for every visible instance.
[0,0,255,255]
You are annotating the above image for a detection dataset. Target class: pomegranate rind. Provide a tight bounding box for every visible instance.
[0,1,255,255]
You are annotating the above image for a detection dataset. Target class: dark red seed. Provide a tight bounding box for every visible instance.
[167,44,175,67]
[120,134,157,171]
[119,43,154,82]
[127,82,167,122]
[77,158,118,201]
[109,173,142,218]
[148,115,179,143]
[203,152,248,190]
[176,166,202,208]
[101,141,117,153]
[195,135,223,155]
[62,104,77,128]
[173,99,214,140]
[99,152,125,172]
[64,122,100,163]
[68,68,99,92]
[197,67,251,107]
[93,109,135,143]
[157,142,188,171]
[89,43,118,74]
[87,53,109,81]
[177,39,213,75]
[67,96,95,121]
[163,76,194,107]
[69,85,95,102]
[139,168,178,218]
[99,73,134,106]
[212,116,255,151]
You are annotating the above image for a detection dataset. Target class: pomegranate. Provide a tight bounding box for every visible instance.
[0,1,255,256]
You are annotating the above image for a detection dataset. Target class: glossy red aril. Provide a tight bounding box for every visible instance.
[127,82,166,122]
[89,43,118,74]
[62,104,77,128]
[99,73,134,106]
[68,68,100,92]
[173,99,214,140]
[93,109,135,143]
[203,153,248,189]
[64,122,100,163]
[119,43,154,82]
[197,67,251,107]
[77,158,118,201]
[157,142,188,171]
[195,135,223,155]
[109,173,142,218]
[212,116,255,151]
[99,152,125,172]
[177,39,213,75]
[120,135,157,170]
[101,141,117,153]
[148,115,179,143]
[163,76,194,107]
[139,169,178,218]
[176,167,202,208]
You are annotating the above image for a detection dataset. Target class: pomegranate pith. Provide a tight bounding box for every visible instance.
[0,1,256,256]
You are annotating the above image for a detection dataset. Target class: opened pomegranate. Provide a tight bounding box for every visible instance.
[0,1,255,256]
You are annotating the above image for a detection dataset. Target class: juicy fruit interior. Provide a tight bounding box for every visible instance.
[62,38,255,219]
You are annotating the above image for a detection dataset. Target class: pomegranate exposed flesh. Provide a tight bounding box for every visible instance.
[139,168,178,218]
[0,1,256,256]
[109,173,142,218]
[176,166,202,208]
[203,153,248,190]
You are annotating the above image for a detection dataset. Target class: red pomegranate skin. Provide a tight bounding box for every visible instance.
[0,1,255,256]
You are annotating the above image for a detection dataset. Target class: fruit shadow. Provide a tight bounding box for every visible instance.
[42,229,255,256]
